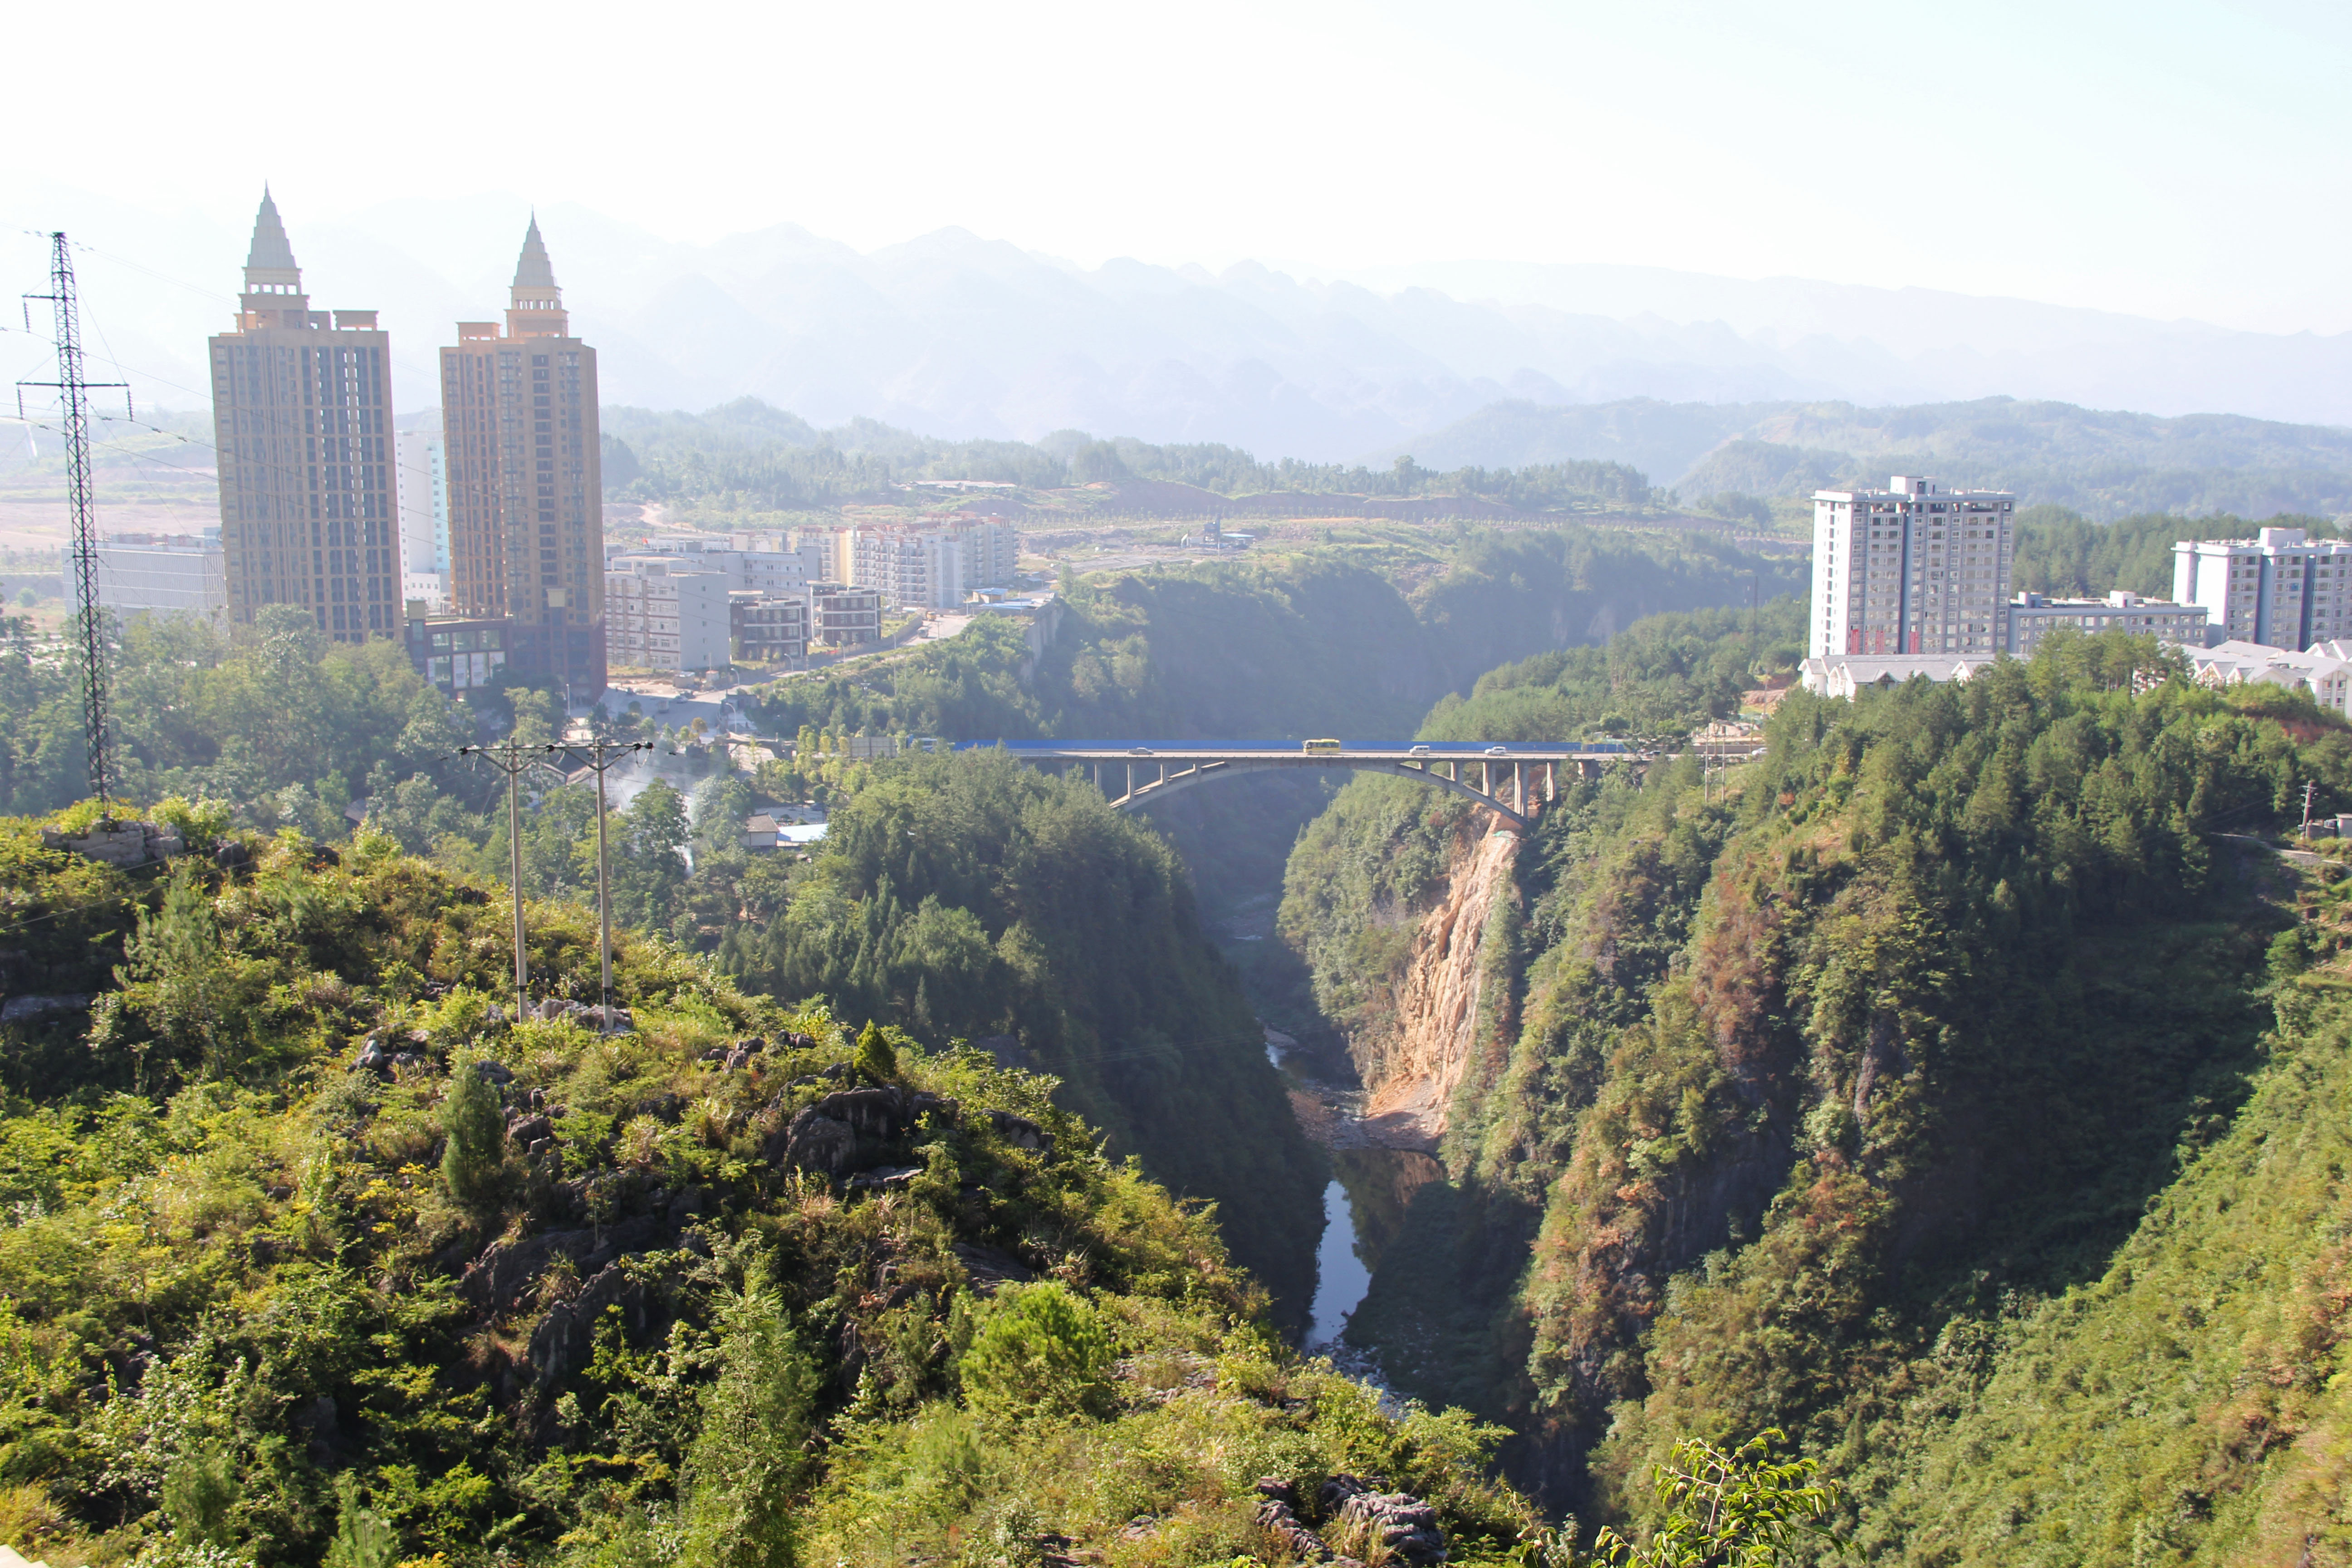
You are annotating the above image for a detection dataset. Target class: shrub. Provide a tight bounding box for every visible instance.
[854,1020,897,1082]
[956,1282,1113,1422]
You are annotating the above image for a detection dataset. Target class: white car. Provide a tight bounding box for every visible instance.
[1484,745,1509,755]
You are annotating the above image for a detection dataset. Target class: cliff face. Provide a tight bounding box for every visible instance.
[1358,827,1524,1151]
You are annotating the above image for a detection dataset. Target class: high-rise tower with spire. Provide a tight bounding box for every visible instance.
[208,190,401,641]
[439,216,605,697]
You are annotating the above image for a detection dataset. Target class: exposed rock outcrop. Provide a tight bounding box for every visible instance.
[765,1083,955,1176]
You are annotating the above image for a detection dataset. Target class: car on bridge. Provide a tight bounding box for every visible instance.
[1127,746,1154,756]
[1304,738,1341,753]
[1484,745,1509,755]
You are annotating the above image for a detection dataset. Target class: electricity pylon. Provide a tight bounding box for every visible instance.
[18,234,127,814]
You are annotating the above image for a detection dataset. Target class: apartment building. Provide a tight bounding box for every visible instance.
[2171,527,2352,649]
[2006,590,2211,656]
[606,558,731,673]
[809,581,884,648]
[394,427,450,605]
[1810,476,2016,659]
[208,191,400,642]
[846,515,1018,609]
[730,590,808,665]
[440,219,605,695]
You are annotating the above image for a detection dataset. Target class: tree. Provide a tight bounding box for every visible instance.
[680,1280,818,1568]
[119,862,233,1081]
[853,1019,897,1081]
[441,1054,506,1210]
[1587,1431,1838,1566]
[322,1474,397,1568]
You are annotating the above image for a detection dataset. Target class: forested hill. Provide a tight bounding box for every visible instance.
[1392,395,2352,521]
[744,527,1805,745]
[0,819,1541,1568]
[1277,611,2352,1557]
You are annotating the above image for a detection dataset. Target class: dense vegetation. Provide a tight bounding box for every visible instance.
[2012,504,2342,599]
[0,819,1542,1568]
[716,750,1326,1319]
[1277,608,2352,1558]
[599,398,1658,514]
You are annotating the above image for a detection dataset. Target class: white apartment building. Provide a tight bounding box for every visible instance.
[393,428,450,605]
[2171,527,2352,649]
[606,558,732,672]
[847,515,1018,609]
[1811,476,2016,659]
[2006,590,2212,656]
[96,533,227,617]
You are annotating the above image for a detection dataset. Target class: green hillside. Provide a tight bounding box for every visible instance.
[0,815,1540,1568]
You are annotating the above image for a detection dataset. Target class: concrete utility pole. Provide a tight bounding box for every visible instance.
[554,737,653,1028]
[458,739,564,1019]
[2304,780,2318,840]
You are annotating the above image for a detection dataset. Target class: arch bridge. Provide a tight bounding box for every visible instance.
[961,740,1646,828]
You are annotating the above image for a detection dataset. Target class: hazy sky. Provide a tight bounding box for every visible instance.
[9,0,2350,334]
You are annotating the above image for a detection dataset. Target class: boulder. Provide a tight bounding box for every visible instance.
[506,1113,554,1147]
[1320,1478,1445,1566]
[984,1108,1052,1156]
[1252,1480,1328,1563]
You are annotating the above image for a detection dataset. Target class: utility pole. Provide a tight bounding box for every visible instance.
[458,739,564,1019]
[2304,780,2318,841]
[554,737,653,1028]
[19,234,127,815]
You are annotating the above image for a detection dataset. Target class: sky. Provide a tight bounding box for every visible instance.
[5,0,2350,334]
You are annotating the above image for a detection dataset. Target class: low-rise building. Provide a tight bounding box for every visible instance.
[2186,639,2352,716]
[1799,654,1995,698]
[607,559,732,673]
[403,608,513,696]
[2007,590,2211,656]
[730,590,808,666]
[96,533,227,617]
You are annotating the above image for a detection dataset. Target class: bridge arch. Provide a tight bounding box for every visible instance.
[1103,756,1535,827]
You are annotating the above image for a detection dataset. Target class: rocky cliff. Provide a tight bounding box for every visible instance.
[1358,826,1524,1152]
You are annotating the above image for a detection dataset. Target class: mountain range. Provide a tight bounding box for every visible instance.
[8,182,2352,465]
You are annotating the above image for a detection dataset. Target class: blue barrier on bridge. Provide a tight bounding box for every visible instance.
[952,739,1633,754]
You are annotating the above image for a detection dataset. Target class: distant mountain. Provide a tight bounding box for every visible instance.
[1389,397,2352,520]
[16,181,2352,463]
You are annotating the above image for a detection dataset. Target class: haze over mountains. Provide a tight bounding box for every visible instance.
[13,183,2352,471]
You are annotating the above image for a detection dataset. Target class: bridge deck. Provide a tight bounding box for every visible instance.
[966,739,1650,827]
